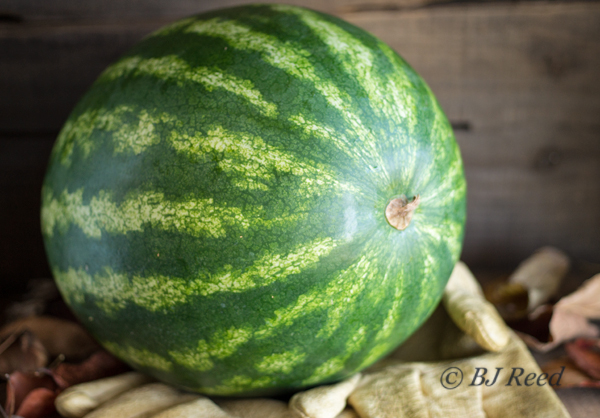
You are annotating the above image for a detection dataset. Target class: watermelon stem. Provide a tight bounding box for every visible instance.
[385,195,421,230]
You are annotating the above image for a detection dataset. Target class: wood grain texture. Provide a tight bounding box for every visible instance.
[0,2,599,282]
[557,388,600,418]
[0,0,452,21]
[0,138,54,287]
[0,20,164,133]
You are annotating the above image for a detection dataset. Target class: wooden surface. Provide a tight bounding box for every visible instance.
[0,0,455,21]
[557,388,600,418]
[1,1,600,289]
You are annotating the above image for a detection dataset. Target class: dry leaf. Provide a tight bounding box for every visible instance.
[509,247,570,308]
[0,330,48,375]
[0,316,99,361]
[515,305,599,352]
[513,273,600,352]
[541,358,600,389]
[565,338,600,380]
[3,279,59,322]
[508,247,570,312]
[0,317,94,362]
[511,304,553,341]
[555,274,600,319]
[50,350,129,389]
[483,279,529,321]
[4,350,128,418]
[510,306,600,353]
[4,371,57,416]
[549,310,599,348]
[14,387,57,418]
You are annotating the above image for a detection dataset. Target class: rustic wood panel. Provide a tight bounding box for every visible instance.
[0,0,451,22]
[0,21,162,133]
[0,2,599,282]
[0,138,54,288]
[557,388,600,418]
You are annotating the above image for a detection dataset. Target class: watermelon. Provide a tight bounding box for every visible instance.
[41,4,466,396]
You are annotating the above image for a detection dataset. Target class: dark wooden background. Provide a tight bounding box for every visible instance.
[1,0,600,294]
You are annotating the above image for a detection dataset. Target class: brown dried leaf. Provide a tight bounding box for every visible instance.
[0,317,99,361]
[565,338,600,380]
[541,358,600,389]
[50,351,129,389]
[4,279,59,322]
[517,305,600,352]
[15,387,58,418]
[509,271,600,352]
[0,331,48,375]
[555,273,600,319]
[4,371,57,416]
[508,247,570,312]
[511,304,553,341]
[483,279,529,321]
[549,309,599,348]
[509,268,600,352]
[4,351,127,417]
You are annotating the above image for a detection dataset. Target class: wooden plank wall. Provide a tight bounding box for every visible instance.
[1,0,599,291]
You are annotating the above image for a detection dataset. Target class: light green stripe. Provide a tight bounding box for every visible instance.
[254,243,381,340]
[54,106,356,196]
[102,341,173,371]
[417,153,465,210]
[288,114,378,175]
[408,253,441,332]
[359,282,405,370]
[52,237,338,313]
[208,375,273,396]
[255,349,306,374]
[184,17,386,179]
[171,125,357,194]
[169,327,252,372]
[316,262,370,339]
[53,105,172,164]
[278,5,417,134]
[101,55,278,118]
[407,108,459,196]
[375,286,403,342]
[423,220,463,259]
[56,55,278,165]
[303,326,367,385]
[42,188,247,239]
